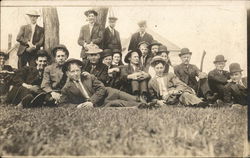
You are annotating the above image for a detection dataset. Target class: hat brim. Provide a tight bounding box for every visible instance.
[85,49,103,54]
[230,69,243,74]
[84,10,98,16]
[150,58,167,66]
[62,59,83,73]
[179,52,192,57]
[213,60,227,64]
[124,50,142,63]
[148,43,161,49]
[26,14,40,17]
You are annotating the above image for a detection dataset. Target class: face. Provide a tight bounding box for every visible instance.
[139,45,149,57]
[160,52,169,62]
[109,20,116,28]
[180,54,191,65]
[29,15,38,24]
[102,56,112,66]
[154,63,165,76]
[151,45,159,56]
[139,26,146,33]
[129,52,140,65]
[215,62,226,71]
[88,54,100,64]
[230,72,242,83]
[87,13,96,24]
[113,53,121,64]
[36,56,48,70]
[55,50,68,66]
[0,55,6,66]
[67,63,81,81]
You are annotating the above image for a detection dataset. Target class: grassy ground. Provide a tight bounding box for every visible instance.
[0,104,247,157]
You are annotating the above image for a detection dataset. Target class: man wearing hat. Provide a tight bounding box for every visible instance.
[208,55,230,100]
[148,56,208,107]
[224,63,247,105]
[148,40,161,57]
[138,41,152,72]
[16,10,44,68]
[128,20,154,51]
[174,48,216,102]
[120,50,150,102]
[102,17,122,50]
[41,44,69,104]
[78,9,103,60]
[82,45,109,85]
[6,50,49,107]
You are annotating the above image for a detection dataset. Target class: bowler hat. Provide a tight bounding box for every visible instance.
[150,56,167,67]
[137,20,147,27]
[26,10,40,17]
[108,17,118,21]
[85,44,103,54]
[157,45,169,54]
[84,9,98,16]
[138,41,150,48]
[179,48,192,57]
[229,63,243,74]
[102,49,113,59]
[0,51,9,60]
[148,40,161,49]
[52,44,69,58]
[213,55,227,63]
[62,58,83,73]
[124,50,142,63]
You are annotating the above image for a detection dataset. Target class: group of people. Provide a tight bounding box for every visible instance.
[0,9,247,109]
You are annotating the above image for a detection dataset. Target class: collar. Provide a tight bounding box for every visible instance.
[31,23,37,28]
[109,26,114,31]
[139,32,145,37]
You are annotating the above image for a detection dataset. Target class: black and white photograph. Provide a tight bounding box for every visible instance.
[0,0,248,157]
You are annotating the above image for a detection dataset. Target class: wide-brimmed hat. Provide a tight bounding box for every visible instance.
[62,58,83,73]
[84,9,98,17]
[179,48,192,57]
[26,10,40,17]
[229,63,243,74]
[148,40,161,49]
[108,17,118,21]
[137,20,147,27]
[36,50,50,60]
[101,49,113,59]
[213,55,227,63]
[85,44,103,54]
[157,45,169,54]
[150,56,167,67]
[52,44,69,58]
[0,51,9,60]
[138,41,150,48]
[124,50,142,63]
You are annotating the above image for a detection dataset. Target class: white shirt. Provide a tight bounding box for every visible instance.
[89,23,94,35]
[156,76,168,96]
[109,26,115,35]
[140,32,145,37]
[74,79,90,99]
[30,23,36,42]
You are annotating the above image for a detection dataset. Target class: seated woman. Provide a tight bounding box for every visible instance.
[148,56,208,107]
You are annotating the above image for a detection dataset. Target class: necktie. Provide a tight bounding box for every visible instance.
[90,65,96,74]
[75,80,90,99]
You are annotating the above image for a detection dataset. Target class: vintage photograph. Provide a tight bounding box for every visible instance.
[0,0,248,157]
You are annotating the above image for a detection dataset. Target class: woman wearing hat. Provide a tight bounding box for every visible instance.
[148,56,208,107]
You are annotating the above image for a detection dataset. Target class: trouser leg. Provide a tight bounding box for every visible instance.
[18,53,28,69]
[139,80,148,94]
[179,92,203,106]
[198,78,211,97]
[28,51,37,67]
[131,80,139,94]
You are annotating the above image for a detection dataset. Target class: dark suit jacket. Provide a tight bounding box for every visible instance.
[128,32,153,51]
[224,77,247,105]
[103,27,122,50]
[0,65,14,95]
[16,24,44,56]
[61,74,106,106]
[78,23,104,58]
[82,60,109,85]
[174,63,200,91]
[208,69,230,93]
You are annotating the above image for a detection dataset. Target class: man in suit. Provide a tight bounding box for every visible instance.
[174,48,216,102]
[78,9,103,60]
[128,20,154,51]
[6,50,49,107]
[61,58,155,108]
[138,41,152,72]
[224,63,247,106]
[208,55,230,100]
[103,17,122,50]
[16,10,44,68]
[120,50,150,102]
[82,45,109,86]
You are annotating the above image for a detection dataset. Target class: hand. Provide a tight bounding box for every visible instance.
[27,41,35,48]
[82,71,90,77]
[77,101,94,108]
[29,85,40,92]
[138,72,149,80]
[162,94,170,100]
[157,100,166,106]
[128,73,140,80]
[198,72,207,79]
[51,92,62,102]
[227,79,232,82]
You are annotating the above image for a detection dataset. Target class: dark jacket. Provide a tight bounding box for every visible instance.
[224,77,247,105]
[16,24,44,56]
[78,23,104,58]
[0,65,14,95]
[128,32,153,51]
[61,74,106,106]
[107,64,124,89]
[103,27,122,50]
[141,55,153,72]
[82,60,109,85]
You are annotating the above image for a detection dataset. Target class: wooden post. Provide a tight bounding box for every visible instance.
[42,7,59,62]
[94,8,109,29]
[8,34,12,50]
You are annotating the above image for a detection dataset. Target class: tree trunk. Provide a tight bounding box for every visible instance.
[42,7,59,62]
[93,8,109,29]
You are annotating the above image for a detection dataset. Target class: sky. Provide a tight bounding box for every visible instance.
[0,1,247,76]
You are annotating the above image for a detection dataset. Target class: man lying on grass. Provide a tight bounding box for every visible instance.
[60,58,156,108]
[148,56,209,107]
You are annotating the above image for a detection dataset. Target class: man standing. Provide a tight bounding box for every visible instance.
[41,44,69,104]
[16,10,44,68]
[128,20,153,51]
[103,17,122,50]
[78,9,103,60]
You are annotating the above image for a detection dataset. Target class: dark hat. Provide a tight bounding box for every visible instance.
[124,50,142,63]
[26,10,40,17]
[138,41,150,48]
[108,17,118,21]
[84,9,98,16]
[102,49,113,59]
[179,48,192,57]
[213,55,227,63]
[52,44,69,58]
[229,63,243,74]
[150,56,167,67]
[0,51,9,60]
[112,48,122,56]
[62,58,83,73]
[36,50,50,60]
[85,44,103,54]
[137,20,147,27]
[157,45,169,54]
[148,40,161,49]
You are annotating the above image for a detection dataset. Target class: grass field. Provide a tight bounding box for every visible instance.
[0,104,248,157]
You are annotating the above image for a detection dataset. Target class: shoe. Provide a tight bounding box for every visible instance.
[140,94,147,103]
[195,101,209,108]
[17,102,23,108]
[205,93,218,103]
[137,103,148,109]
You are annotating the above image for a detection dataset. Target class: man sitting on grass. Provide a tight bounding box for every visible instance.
[148,56,209,107]
[61,58,156,108]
